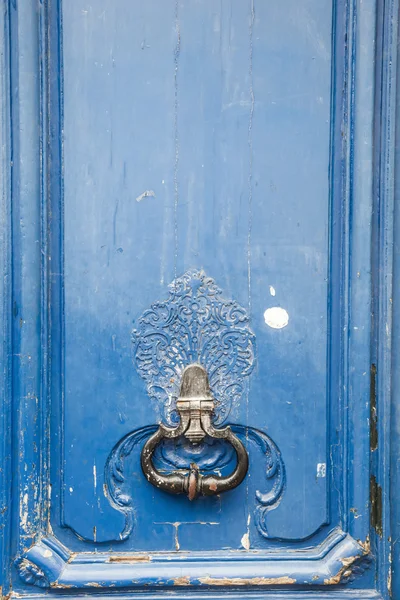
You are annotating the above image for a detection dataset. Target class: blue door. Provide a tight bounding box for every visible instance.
[0,1,398,599]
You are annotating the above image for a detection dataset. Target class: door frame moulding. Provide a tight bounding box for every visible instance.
[0,0,397,598]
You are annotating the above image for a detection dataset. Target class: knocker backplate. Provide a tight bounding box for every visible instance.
[132,269,256,426]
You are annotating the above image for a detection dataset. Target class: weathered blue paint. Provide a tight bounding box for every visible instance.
[59,0,333,548]
[0,1,12,596]
[0,0,398,599]
[389,0,400,595]
[9,0,49,563]
[15,531,368,588]
[372,1,399,599]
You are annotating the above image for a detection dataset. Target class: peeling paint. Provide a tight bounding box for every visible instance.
[324,569,347,585]
[93,460,97,493]
[370,475,383,536]
[358,536,370,554]
[20,492,29,529]
[173,576,191,586]
[199,576,296,586]
[340,555,357,568]
[109,555,151,563]
[241,514,251,550]
[324,554,359,585]
[173,522,180,551]
[136,190,156,202]
[370,363,378,450]
[343,569,352,578]
[241,531,250,550]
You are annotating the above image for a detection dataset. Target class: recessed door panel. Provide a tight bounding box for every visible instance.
[59,0,331,551]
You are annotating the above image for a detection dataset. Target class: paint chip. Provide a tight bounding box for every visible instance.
[241,532,250,550]
[136,190,156,202]
[317,463,326,478]
[264,307,289,329]
[269,285,276,296]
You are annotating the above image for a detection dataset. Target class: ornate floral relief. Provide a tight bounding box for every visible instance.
[132,270,255,425]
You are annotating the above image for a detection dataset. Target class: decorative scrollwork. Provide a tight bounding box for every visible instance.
[104,425,285,541]
[132,270,255,425]
[14,557,49,588]
[232,425,286,538]
[104,425,157,541]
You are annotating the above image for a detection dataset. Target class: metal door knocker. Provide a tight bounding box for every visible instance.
[141,364,249,500]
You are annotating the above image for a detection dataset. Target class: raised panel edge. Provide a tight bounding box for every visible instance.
[0,0,12,597]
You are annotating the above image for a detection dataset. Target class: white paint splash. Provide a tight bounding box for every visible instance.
[269,285,276,296]
[264,307,289,329]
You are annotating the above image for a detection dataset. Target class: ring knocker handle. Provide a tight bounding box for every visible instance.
[140,364,249,500]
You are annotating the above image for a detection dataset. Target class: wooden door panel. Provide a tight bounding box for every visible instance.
[60,0,331,550]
